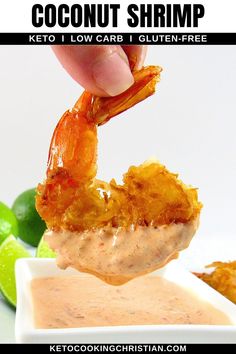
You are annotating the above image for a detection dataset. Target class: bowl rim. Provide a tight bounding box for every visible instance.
[15,258,236,343]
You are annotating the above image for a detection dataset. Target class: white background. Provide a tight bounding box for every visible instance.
[0,44,236,264]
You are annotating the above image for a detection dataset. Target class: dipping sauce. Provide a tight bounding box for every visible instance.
[44,219,198,285]
[31,274,231,329]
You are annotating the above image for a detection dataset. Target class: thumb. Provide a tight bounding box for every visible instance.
[52,45,134,97]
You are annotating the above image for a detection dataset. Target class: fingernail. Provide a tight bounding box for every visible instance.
[92,52,134,96]
[135,46,147,70]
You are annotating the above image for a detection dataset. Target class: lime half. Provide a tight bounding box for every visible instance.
[36,236,56,258]
[0,235,30,307]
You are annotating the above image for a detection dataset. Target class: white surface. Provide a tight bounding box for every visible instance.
[15,258,236,344]
[0,295,15,343]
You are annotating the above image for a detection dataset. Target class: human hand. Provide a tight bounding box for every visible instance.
[52,45,147,97]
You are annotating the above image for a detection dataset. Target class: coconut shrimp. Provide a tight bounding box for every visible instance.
[195,261,236,304]
[36,66,202,285]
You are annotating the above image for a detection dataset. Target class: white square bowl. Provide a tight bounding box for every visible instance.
[15,258,236,343]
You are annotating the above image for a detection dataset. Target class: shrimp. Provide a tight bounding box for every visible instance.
[194,261,236,304]
[36,65,202,285]
[36,66,162,231]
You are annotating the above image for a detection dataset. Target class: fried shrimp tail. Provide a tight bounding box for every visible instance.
[91,66,161,125]
[47,92,97,182]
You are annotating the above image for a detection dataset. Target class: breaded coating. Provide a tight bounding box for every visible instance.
[195,261,236,304]
[37,160,201,232]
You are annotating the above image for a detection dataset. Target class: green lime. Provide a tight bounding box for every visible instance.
[12,188,46,247]
[36,236,56,258]
[0,235,30,307]
[0,201,18,244]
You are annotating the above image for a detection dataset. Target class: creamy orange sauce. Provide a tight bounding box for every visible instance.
[44,219,198,285]
[31,274,231,329]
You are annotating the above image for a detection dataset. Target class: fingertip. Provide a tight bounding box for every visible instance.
[51,45,135,97]
[122,45,148,70]
[92,51,134,96]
